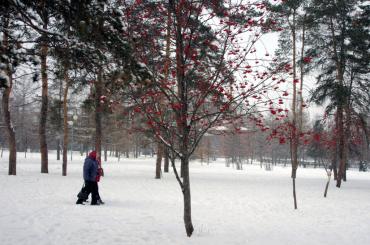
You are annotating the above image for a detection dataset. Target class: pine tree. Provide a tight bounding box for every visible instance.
[308,0,370,187]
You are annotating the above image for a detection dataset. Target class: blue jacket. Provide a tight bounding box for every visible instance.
[83,157,99,182]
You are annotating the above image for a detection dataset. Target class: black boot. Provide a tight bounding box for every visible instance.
[76,199,84,205]
[90,196,100,205]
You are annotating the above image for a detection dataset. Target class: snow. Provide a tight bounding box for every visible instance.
[0,152,370,245]
[210,125,228,131]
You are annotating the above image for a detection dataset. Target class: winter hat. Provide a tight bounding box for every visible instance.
[89,151,97,160]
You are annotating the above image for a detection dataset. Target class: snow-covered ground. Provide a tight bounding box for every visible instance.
[0,152,369,245]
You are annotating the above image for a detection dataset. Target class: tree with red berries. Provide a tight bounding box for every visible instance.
[111,0,286,236]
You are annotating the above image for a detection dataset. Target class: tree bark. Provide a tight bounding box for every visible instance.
[161,3,171,176]
[336,106,346,187]
[181,157,194,237]
[164,147,170,172]
[2,19,16,175]
[332,148,338,180]
[62,65,69,176]
[169,0,194,235]
[57,79,62,161]
[104,146,107,162]
[155,143,164,179]
[95,68,103,161]
[39,19,49,174]
[2,85,17,175]
[328,16,346,188]
[289,9,298,209]
[57,139,61,160]
[324,171,331,198]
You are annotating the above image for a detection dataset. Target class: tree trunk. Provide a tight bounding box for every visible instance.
[62,65,69,176]
[39,24,49,174]
[95,69,103,161]
[332,132,338,180]
[343,164,347,181]
[155,143,164,179]
[104,146,107,162]
[290,9,298,209]
[2,86,16,175]
[169,0,194,236]
[164,147,169,172]
[336,106,345,187]
[24,137,27,158]
[181,157,194,237]
[329,16,346,188]
[343,105,351,182]
[57,78,63,161]
[57,138,61,160]
[2,19,16,175]
[324,170,331,198]
[161,3,172,174]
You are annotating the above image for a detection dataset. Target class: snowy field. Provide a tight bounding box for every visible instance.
[0,152,370,245]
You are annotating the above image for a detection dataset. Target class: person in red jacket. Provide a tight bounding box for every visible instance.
[76,151,104,205]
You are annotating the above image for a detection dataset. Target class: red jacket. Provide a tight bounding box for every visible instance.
[96,159,103,182]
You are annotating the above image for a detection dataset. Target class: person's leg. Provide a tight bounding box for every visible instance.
[90,182,99,205]
[81,184,89,202]
[77,181,91,204]
[96,183,104,204]
[85,181,93,199]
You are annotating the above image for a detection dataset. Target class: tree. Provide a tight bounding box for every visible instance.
[269,0,314,209]
[308,0,370,187]
[0,10,17,175]
[112,0,284,236]
[6,0,61,173]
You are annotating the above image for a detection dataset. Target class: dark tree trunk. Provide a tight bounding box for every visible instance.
[181,157,194,237]
[95,69,103,161]
[62,66,69,176]
[324,171,331,198]
[336,106,345,187]
[292,176,297,208]
[57,138,61,160]
[342,106,351,182]
[2,86,16,175]
[343,164,347,181]
[164,147,169,172]
[180,160,185,178]
[332,144,338,180]
[39,20,49,173]
[104,146,107,162]
[155,143,164,179]
[2,19,16,175]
